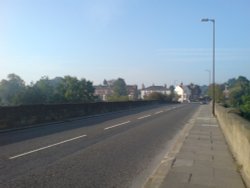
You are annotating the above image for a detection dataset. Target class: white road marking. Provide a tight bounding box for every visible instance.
[137,114,151,120]
[9,134,87,160]
[154,111,164,115]
[104,121,131,130]
[201,124,218,127]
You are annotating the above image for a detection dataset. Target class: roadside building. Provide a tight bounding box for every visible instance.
[127,85,138,100]
[174,83,190,103]
[94,85,113,101]
[140,85,171,99]
[94,85,138,101]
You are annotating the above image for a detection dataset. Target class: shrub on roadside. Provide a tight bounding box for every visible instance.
[240,95,250,120]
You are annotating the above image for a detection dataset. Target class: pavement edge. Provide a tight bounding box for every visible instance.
[143,106,201,188]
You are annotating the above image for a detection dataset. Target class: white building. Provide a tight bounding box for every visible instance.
[174,84,190,103]
[140,85,171,99]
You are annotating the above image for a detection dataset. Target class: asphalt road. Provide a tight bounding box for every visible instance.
[0,103,199,188]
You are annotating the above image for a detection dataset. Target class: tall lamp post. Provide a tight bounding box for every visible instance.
[201,18,215,116]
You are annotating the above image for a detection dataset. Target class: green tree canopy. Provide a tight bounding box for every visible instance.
[223,76,250,120]
[0,74,26,105]
[0,74,96,105]
[207,84,224,103]
[188,83,201,100]
[227,76,250,107]
[112,78,127,96]
[57,76,95,103]
[240,95,250,119]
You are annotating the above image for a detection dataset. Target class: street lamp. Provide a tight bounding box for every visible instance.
[201,18,215,116]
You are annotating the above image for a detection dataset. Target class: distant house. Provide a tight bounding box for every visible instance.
[140,85,171,99]
[94,85,138,101]
[127,85,138,100]
[174,84,190,103]
[94,86,113,101]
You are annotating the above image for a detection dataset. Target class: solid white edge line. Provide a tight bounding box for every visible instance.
[137,114,151,120]
[9,134,87,160]
[104,121,131,130]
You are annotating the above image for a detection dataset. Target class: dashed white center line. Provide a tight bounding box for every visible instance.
[9,134,87,160]
[154,111,164,115]
[137,114,151,120]
[104,121,131,130]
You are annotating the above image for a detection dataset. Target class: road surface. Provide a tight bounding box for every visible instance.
[0,103,199,188]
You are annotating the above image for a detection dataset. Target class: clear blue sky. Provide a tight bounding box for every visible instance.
[1,0,250,87]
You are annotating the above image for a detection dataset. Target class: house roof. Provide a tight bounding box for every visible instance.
[94,85,108,89]
[142,86,167,91]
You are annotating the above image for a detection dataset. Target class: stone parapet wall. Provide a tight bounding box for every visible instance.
[0,101,162,130]
[216,104,250,187]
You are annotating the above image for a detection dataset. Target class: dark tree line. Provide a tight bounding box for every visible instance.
[207,76,250,120]
[187,83,201,101]
[0,74,96,106]
[226,76,250,119]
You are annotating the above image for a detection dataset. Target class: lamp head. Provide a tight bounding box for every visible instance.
[201,18,209,22]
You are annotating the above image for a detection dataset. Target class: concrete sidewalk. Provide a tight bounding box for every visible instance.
[159,104,246,188]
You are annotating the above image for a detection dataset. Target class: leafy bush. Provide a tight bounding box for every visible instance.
[240,95,250,120]
[107,95,129,102]
[144,92,173,102]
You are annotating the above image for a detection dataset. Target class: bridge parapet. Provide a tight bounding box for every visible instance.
[216,104,250,187]
[0,101,163,131]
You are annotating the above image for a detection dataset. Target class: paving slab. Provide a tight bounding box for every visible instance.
[159,104,246,188]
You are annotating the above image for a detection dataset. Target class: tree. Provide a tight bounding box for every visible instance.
[188,83,201,101]
[105,78,129,102]
[20,85,46,104]
[207,84,224,103]
[200,85,209,97]
[227,76,250,107]
[240,95,250,119]
[191,76,250,120]
[227,78,237,87]
[35,76,55,103]
[0,74,26,105]
[0,74,96,105]
[79,78,96,102]
[56,76,95,103]
[229,76,250,119]
[169,85,175,93]
[20,76,65,104]
[112,78,127,97]
[103,79,108,86]
[229,87,244,107]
